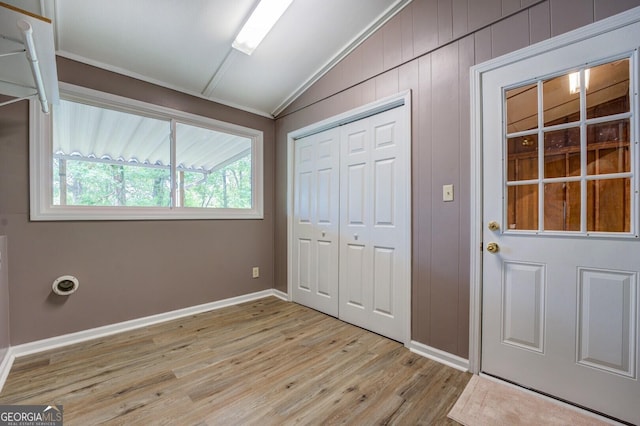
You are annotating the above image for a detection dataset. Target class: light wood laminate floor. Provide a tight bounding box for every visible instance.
[0,297,470,425]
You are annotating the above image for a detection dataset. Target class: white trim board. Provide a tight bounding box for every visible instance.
[0,347,14,395]
[272,289,290,301]
[0,289,280,393]
[409,341,469,372]
[468,6,640,374]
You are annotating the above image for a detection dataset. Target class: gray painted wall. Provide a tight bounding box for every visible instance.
[0,58,276,345]
[274,0,640,358]
[0,237,9,363]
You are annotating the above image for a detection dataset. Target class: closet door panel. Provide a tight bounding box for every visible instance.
[316,168,333,223]
[368,109,409,341]
[339,106,409,342]
[297,171,312,223]
[345,243,366,308]
[373,246,395,315]
[347,163,367,225]
[316,240,332,296]
[341,124,371,326]
[297,239,312,291]
[374,158,395,226]
[292,128,340,317]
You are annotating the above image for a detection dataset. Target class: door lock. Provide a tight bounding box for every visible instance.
[486,242,499,254]
[488,221,500,231]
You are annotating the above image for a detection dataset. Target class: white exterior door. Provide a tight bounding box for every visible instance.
[339,107,410,342]
[481,20,640,424]
[292,128,340,316]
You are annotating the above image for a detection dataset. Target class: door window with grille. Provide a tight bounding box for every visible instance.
[504,57,636,235]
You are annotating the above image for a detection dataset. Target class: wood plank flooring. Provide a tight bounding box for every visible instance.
[0,297,470,425]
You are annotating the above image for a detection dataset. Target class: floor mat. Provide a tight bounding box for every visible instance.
[448,375,613,425]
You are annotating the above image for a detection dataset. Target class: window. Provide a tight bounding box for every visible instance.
[30,83,263,220]
[504,56,634,234]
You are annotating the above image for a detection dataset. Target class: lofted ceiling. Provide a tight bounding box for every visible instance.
[4,0,411,117]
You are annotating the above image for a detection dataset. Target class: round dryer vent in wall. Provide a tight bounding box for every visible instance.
[52,275,79,296]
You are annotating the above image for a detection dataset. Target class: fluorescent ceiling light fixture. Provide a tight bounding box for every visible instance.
[569,69,590,94]
[232,0,293,55]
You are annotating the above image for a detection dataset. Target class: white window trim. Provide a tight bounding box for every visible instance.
[30,82,264,220]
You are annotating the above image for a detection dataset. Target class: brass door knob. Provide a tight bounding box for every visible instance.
[486,242,499,254]
[488,221,500,231]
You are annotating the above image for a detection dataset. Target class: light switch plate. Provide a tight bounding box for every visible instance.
[443,184,454,202]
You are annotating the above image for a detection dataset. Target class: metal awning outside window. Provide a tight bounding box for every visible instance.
[53,99,252,174]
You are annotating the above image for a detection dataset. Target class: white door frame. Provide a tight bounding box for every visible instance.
[286,90,412,345]
[469,6,640,374]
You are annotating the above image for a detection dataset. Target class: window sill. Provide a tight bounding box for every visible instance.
[30,205,263,221]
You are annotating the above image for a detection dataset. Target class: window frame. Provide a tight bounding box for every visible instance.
[30,82,264,221]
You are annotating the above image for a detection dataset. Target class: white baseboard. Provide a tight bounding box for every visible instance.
[272,289,290,301]
[0,347,15,393]
[409,340,470,372]
[0,289,284,392]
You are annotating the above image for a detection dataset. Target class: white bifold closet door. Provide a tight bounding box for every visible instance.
[292,106,409,343]
[338,107,409,342]
[292,127,341,317]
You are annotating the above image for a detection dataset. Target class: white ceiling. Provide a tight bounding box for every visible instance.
[5,0,410,117]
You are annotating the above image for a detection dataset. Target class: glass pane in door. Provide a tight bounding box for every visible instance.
[587,119,630,175]
[507,136,538,181]
[586,59,630,119]
[544,127,580,178]
[544,182,580,231]
[507,184,538,230]
[587,178,631,232]
[543,74,580,126]
[506,83,538,133]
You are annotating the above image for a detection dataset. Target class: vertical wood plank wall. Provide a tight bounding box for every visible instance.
[274,0,640,358]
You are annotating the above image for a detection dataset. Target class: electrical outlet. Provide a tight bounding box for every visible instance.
[252,267,260,278]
